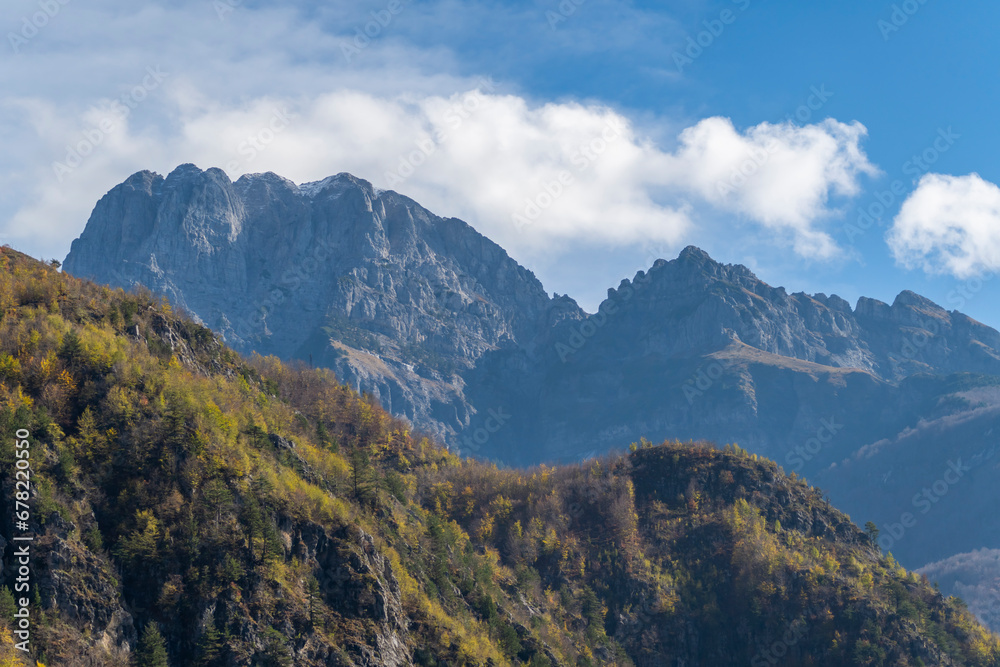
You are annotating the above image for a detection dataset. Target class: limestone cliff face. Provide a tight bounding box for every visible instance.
[65,164,575,444]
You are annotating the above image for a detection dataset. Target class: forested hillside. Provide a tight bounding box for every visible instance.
[1,246,998,666]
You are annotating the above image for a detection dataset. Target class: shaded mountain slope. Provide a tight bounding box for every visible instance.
[920,550,1000,636]
[815,377,1000,565]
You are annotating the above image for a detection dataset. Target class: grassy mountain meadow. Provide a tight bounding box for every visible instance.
[1,246,999,665]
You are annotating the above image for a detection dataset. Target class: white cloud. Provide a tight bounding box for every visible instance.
[888,173,1000,277]
[662,117,879,258]
[4,85,877,264]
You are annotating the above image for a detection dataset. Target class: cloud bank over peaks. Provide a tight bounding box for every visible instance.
[6,84,876,266]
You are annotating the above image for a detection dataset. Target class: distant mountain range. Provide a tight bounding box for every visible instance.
[65,164,1000,602]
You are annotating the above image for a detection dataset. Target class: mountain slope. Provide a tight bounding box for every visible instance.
[920,550,1000,636]
[4,248,1000,665]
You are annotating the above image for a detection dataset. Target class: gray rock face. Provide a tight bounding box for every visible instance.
[32,513,136,663]
[65,164,577,444]
[611,246,1000,382]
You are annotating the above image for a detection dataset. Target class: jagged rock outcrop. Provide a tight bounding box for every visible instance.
[292,525,412,666]
[2,510,136,665]
[569,245,1000,382]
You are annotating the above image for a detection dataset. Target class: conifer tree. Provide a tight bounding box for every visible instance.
[307,576,323,631]
[350,446,376,508]
[195,616,223,666]
[0,587,15,623]
[137,623,170,667]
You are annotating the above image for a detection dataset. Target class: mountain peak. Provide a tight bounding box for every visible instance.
[892,289,947,314]
[165,162,204,179]
[653,245,759,287]
[677,245,713,263]
[236,171,298,189]
[64,165,1000,472]
[297,172,377,199]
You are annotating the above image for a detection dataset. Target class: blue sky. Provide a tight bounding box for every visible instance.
[4,0,1000,324]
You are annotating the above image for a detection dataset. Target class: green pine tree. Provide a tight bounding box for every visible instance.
[137,623,170,667]
[350,446,376,508]
[260,628,293,666]
[307,576,323,631]
[195,617,224,666]
[0,586,16,623]
[865,521,881,549]
[316,420,338,452]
